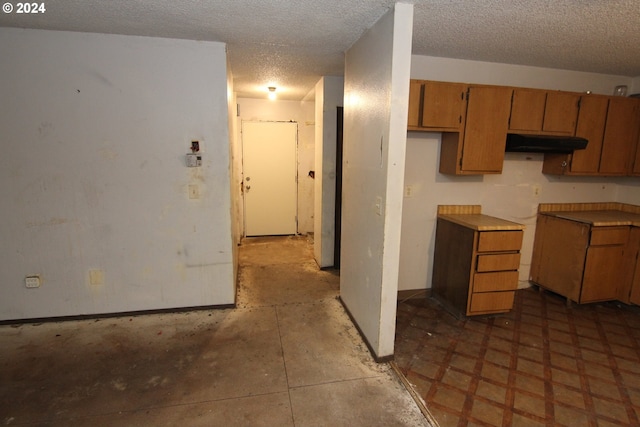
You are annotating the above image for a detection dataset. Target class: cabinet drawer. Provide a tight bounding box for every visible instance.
[476,253,521,272]
[477,231,523,252]
[590,227,629,246]
[473,271,519,292]
[469,291,515,313]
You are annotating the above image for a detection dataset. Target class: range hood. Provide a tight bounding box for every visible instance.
[505,134,588,153]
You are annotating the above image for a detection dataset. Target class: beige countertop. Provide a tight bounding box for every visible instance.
[438,214,525,231]
[543,210,640,227]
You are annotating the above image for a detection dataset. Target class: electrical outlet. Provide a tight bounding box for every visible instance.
[25,275,40,288]
[188,184,199,199]
[404,185,414,198]
[532,184,541,197]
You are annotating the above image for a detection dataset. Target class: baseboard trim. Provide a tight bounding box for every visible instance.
[0,304,235,326]
[338,296,394,363]
[397,288,431,302]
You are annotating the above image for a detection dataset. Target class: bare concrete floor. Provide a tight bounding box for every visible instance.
[1,235,429,426]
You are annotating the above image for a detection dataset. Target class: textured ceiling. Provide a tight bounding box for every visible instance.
[1,0,639,100]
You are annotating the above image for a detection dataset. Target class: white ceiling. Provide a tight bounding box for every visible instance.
[1,0,639,100]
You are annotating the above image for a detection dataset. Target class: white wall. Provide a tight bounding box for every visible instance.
[227,57,240,285]
[314,76,344,268]
[399,55,639,293]
[617,181,640,205]
[412,56,635,95]
[0,28,235,321]
[341,3,413,359]
[631,76,640,95]
[236,98,315,235]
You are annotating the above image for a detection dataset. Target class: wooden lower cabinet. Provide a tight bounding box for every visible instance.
[432,217,523,316]
[626,228,640,305]
[530,214,630,303]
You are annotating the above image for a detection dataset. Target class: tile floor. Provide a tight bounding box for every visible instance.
[394,286,640,427]
[1,235,429,427]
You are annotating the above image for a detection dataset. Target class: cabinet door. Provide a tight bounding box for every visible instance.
[421,81,466,130]
[543,92,580,135]
[509,88,546,132]
[631,254,640,305]
[407,80,422,128]
[621,227,640,304]
[460,86,512,173]
[569,95,609,173]
[599,97,640,175]
[632,118,640,175]
[509,89,579,135]
[581,245,626,303]
[634,133,640,175]
[628,228,640,305]
[530,215,589,303]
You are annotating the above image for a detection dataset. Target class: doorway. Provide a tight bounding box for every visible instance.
[334,107,343,268]
[242,121,298,236]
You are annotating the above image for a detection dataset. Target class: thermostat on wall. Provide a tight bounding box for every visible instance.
[186,153,202,167]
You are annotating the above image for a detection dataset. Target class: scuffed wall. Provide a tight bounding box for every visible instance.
[0,29,235,320]
[341,3,413,358]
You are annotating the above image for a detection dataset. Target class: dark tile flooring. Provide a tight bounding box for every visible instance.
[394,287,640,427]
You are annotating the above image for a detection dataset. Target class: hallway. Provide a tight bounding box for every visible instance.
[1,236,429,426]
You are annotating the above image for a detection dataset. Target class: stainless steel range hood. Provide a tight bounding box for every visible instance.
[505,134,588,153]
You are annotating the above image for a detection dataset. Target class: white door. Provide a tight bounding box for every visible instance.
[242,121,297,236]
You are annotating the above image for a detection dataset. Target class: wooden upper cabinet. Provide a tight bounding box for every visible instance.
[407,80,423,128]
[421,81,467,130]
[509,88,546,132]
[458,85,513,173]
[410,78,640,176]
[544,92,580,134]
[634,129,640,175]
[599,96,640,175]
[566,95,609,174]
[543,95,640,177]
[509,88,579,135]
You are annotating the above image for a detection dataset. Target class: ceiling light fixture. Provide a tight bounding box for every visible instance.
[268,86,277,100]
